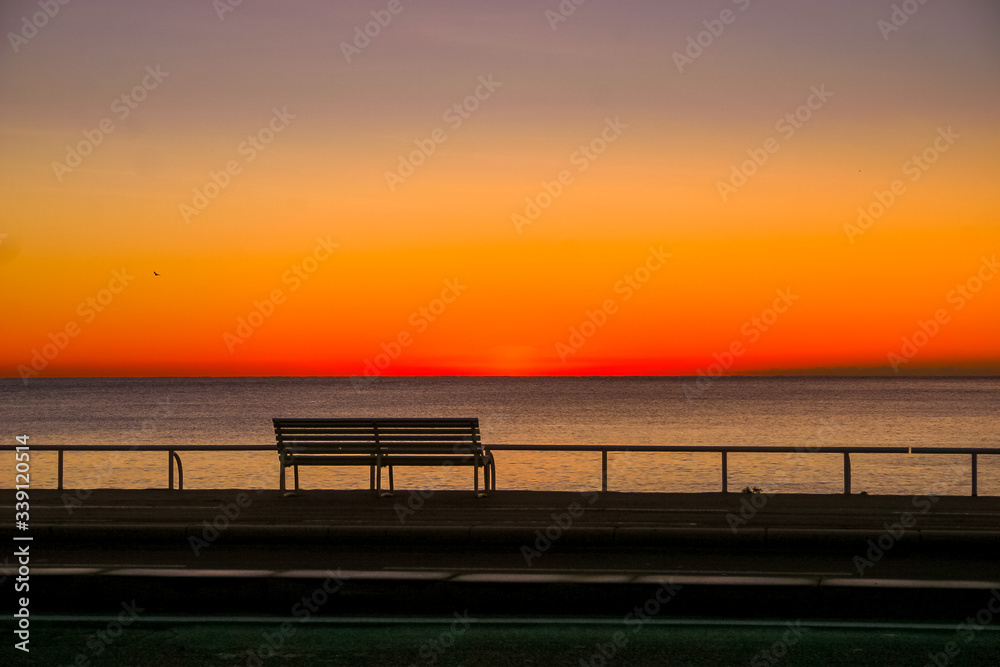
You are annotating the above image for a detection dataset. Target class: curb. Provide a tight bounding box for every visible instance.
[12,523,1000,547]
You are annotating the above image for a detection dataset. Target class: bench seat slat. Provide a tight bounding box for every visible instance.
[274,424,479,430]
[282,447,382,454]
[290,456,378,465]
[378,456,484,466]
[277,435,480,442]
[283,447,480,455]
[273,419,478,427]
[378,447,479,454]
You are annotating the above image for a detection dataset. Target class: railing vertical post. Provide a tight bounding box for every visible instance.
[971,453,978,497]
[721,451,728,493]
[173,452,184,491]
[168,450,174,490]
[602,450,608,493]
[843,452,851,495]
[58,449,64,490]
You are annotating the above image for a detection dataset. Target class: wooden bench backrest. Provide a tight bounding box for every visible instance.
[273,418,482,456]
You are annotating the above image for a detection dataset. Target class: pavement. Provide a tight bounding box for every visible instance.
[5,489,1000,665]
[4,489,999,616]
[10,487,1000,537]
[8,489,1000,556]
[13,619,1000,667]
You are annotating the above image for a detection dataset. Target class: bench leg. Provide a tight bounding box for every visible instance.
[378,469,394,497]
[281,462,298,498]
[370,464,375,491]
[377,455,393,497]
[475,460,488,498]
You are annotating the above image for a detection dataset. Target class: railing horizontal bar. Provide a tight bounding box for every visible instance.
[485,445,914,453]
[0,445,274,451]
[3,444,999,454]
[490,445,1000,455]
[909,447,1000,455]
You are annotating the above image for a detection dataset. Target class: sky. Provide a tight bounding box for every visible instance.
[2,0,998,378]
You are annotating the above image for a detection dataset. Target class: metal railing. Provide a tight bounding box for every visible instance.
[487,445,1000,496]
[1,444,272,491]
[2,444,998,495]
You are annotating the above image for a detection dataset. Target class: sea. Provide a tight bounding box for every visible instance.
[2,377,998,495]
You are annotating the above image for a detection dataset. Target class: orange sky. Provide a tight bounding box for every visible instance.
[2,0,998,378]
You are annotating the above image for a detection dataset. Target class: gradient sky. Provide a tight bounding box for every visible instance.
[2,0,998,378]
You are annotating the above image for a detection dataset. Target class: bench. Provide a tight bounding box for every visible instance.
[273,417,495,497]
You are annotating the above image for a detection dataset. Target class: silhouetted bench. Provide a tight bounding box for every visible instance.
[273,417,495,497]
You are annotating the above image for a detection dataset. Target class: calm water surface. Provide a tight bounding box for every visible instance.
[2,377,997,494]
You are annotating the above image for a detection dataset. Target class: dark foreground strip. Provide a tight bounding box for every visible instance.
[15,570,1000,623]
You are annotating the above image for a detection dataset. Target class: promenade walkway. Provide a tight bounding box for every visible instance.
[6,489,1000,665]
[5,489,999,617]
[11,488,1000,542]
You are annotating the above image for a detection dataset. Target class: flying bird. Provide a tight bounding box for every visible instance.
[153,271,160,276]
